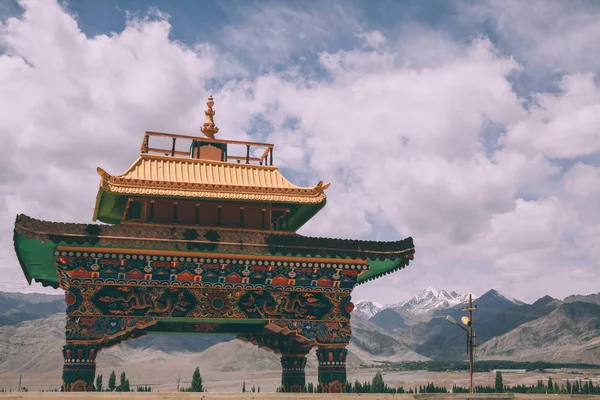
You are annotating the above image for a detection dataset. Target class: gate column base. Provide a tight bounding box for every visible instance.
[61,343,99,392]
[280,353,308,392]
[317,346,347,393]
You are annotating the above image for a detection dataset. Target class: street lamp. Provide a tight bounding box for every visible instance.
[445,293,477,394]
[445,315,465,329]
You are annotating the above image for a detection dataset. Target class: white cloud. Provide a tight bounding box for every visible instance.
[475,197,578,279]
[1,0,600,304]
[570,268,597,280]
[357,30,387,49]
[0,0,231,287]
[502,73,600,159]
[219,2,360,66]
[460,0,600,74]
[564,163,600,198]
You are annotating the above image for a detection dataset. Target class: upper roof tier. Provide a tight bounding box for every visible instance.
[96,154,329,204]
[92,96,329,230]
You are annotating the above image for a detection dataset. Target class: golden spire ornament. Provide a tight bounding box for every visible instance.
[200,95,219,139]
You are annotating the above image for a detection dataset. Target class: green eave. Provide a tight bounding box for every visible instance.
[285,199,327,231]
[93,188,128,224]
[14,230,410,288]
[93,187,327,231]
[13,231,59,288]
[15,214,415,288]
[358,258,411,284]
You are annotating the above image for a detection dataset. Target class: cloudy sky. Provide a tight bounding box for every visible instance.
[1,0,599,304]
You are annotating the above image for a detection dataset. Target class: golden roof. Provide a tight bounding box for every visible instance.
[97,154,329,203]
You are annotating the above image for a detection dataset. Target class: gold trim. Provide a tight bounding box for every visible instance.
[62,281,353,292]
[56,246,369,265]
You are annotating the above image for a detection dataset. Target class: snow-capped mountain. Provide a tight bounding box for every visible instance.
[353,300,384,319]
[485,289,525,306]
[391,286,478,315]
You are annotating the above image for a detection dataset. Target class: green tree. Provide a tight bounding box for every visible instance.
[191,367,203,392]
[566,379,571,394]
[95,375,103,392]
[117,371,126,392]
[495,371,504,393]
[242,381,246,393]
[252,385,256,392]
[108,371,116,391]
[548,377,553,392]
[372,372,385,393]
[258,386,260,393]
[584,381,591,395]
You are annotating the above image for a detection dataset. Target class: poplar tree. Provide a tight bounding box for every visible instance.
[372,372,385,393]
[108,371,116,391]
[191,367,203,392]
[95,375,103,392]
[118,372,126,392]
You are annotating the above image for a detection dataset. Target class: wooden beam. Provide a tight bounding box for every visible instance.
[145,131,274,148]
[147,147,189,156]
[260,146,270,162]
[141,134,150,153]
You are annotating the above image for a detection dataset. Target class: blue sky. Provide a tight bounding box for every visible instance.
[1,0,600,303]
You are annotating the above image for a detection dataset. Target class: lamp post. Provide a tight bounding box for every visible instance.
[446,293,477,394]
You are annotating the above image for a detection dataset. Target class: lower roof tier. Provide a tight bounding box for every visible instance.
[13,214,415,288]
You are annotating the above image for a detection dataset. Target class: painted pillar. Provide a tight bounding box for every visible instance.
[61,342,99,392]
[317,346,347,393]
[280,353,308,392]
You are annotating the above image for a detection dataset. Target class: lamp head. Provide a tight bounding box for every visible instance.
[445,315,458,325]
[461,316,471,326]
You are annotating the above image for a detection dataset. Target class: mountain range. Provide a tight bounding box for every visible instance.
[0,286,599,388]
[353,287,600,363]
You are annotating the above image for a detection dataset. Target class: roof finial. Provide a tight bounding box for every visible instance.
[200,95,219,139]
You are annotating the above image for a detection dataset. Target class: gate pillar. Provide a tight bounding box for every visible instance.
[280,353,308,392]
[317,346,348,393]
[61,342,99,392]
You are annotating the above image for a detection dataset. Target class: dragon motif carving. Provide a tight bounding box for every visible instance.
[98,288,172,315]
[239,290,332,320]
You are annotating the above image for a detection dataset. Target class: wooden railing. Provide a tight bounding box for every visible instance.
[140,131,274,166]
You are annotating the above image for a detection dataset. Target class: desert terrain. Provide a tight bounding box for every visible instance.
[1,356,599,393]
